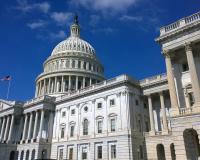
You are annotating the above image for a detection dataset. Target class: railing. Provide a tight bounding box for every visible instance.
[57,74,136,101]
[160,11,200,36]
[179,107,193,115]
[25,95,55,106]
[140,73,167,86]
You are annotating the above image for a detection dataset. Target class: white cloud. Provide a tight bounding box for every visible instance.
[72,0,137,13]
[27,20,46,29]
[51,12,73,25]
[119,15,143,22]
[50,30,66,40]
[16,0,50,13]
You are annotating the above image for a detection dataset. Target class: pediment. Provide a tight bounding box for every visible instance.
[0,99,14,111]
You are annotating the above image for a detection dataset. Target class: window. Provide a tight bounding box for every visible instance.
[84,106,88,112]
[110,99,115,106]
[182,63,189,72]
[69,148,73,160]
[97,120,103,134]
[83,62,87,69]
[189,92,195,106]
[78,61,81,68]
[135,99,139,106]
[82,147,87,160]
[72,60,75,68]
[97,103,102,109]
[71,109,75,115]
[97,146,102,159]
[111,145,116,159]
[70,126,74,137]
[139,145,144,159]
[61,128,65,138]
[111,119,116,132]
[58,149,63,160]
[83,119,89,135]
[62,112,66,117]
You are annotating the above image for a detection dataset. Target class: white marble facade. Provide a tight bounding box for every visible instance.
[1,12,200,160]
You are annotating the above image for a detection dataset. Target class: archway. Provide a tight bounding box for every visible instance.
[183,129,200,159]
[20,151,24,160]
[31,150,35,160]
[170,143,176,160]
[9,151,15,160]
[156,144,166,160]
[25,150,29,160]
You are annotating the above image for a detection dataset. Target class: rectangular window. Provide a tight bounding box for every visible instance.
[97,103,102,109]
[97,146,102,159]
[59,149,63,160]
[135,99,139,106]
[97,121,103,134]
[111,145,116,159]
[69,148,73,160]
[111,119,116,132]
[70,126,74,137]
[71,109,75,115]
[182,63,189,72]
[61,128,65,138]
[110,99,115,106]
[82,147,87,160]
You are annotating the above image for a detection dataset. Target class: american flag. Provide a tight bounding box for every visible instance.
[1,76,11,81]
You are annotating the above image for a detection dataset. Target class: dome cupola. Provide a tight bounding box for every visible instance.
[35,15,105,97]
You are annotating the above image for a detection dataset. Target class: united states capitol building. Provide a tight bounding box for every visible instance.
[1,11,200,160]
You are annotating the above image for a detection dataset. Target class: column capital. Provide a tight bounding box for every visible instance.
[185,42,193,52]
[162,49,170,58]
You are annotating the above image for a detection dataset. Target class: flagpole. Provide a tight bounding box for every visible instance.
[6,79,11,100]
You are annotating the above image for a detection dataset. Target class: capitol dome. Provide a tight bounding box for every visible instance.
[35,15,105,97]
[51,37,96,56]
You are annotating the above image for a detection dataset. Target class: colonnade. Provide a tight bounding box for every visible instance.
[163,42,200,111]
[147,91,169,135]
[0,114,14,143]
[36,75,99,97]
[21,110,46,143]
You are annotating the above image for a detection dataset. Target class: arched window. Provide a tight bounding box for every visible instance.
[20,151,24,160]
[31,150,35,160]
[25,150,29,160]
[83,119,89,135]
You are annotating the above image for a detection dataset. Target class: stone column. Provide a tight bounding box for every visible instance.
[49,78,52,94]
[22,114,28,141]
[76,76,78,90]
[63,76,66,92]
[55,77,57,92]
[163,50,179,110]
[90,78,92,86]
[148,95,155,135]
[185,43,200,105]
[0,116,6,141]
[4,115,11,141]
[7,115,14,142]
[83,77,85,88]
[61,76,64,92]
[68,76,71,91]
[44,79,46,94]
[27,112,33,140]
[39,110,44,139]
[38,82,41,96]
[33,111,39,140]
[159,92,168,133]
[35,84,38,97]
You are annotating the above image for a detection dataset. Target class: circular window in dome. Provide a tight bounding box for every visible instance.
[84,106,88,112]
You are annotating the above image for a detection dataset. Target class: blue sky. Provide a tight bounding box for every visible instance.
[0,0,199,101]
